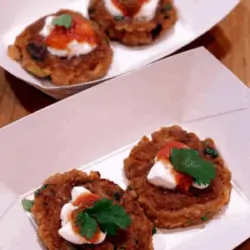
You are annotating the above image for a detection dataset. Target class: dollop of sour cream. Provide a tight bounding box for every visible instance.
[58,186,106,245]
[147,142,210,191]
[104,0,160,21]
[148,157,177,190]
[40,16,97,58]
[148,157,209,190]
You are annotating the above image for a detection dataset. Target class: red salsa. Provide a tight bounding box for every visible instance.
[46,15,96,50]
[72,192,102,242]
[157,141,193,191]
[111,0,149,17]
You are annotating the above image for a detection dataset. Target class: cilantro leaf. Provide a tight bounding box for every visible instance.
[204,147,219,158]
[170,148,216,185]
[201,215,208,221]
[100,223,118,236]
[52,14,72,29]
[164,3,173,11]
[86,198,131,230]
[34,184,48,197]
[76,212,98,240]
[22,199,34,212]
[75,198,131,240]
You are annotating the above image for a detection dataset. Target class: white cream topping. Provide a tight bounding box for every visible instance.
[58,186,106,245]
[135,0,160,21]
[103,0,160,21]
[47,41,95,58]
[148,159,177,189]
[40,16,96,58]
[40,16,55,37]
[103,0,123,17]
[147,157,210,190]
[192,182,209,189]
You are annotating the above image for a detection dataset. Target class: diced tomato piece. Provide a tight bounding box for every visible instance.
[157,141,193,191]
[174,171,194,192]
[157,141,188,160]
[45,14,96,50]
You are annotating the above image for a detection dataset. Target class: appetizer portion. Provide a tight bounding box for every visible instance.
[22,170,154,250]
[124,125,232,229]
[8,10,113,86]
[88,0,177,46]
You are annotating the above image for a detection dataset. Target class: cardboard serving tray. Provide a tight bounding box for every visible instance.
[0,47,249,250]
[0,0,239,99]
[21,126,250,250]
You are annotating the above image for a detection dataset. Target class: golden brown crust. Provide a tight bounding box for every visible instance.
[124,125,232,229]
[88,0,177,46]
[9,10,113,86]
[31,170,153,250]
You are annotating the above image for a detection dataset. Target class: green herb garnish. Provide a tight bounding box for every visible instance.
[35,184,48,197]
[152,226,157,235]
[201,215,208,221]
[101,223,119,236]
[164,3,173,11]
[170,148,216,185]
[22,199,34,212]
[114,16,124,21]
[86,198,131,230]
[76,212,98,240]
[204,147,219,158]
[52,14,72,29]
[76,198,131,240]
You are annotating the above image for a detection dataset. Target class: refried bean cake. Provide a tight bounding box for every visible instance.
[88,0,177,46]
[26,170,154,250]
[8,10,113,86]
[124,125,232,229]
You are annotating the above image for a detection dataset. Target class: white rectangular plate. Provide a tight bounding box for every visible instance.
[0,0,239,98]
[22,124,250,250]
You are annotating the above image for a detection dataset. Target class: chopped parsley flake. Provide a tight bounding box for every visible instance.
[22,199,34,212]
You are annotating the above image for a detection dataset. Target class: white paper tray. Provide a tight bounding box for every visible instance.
[0,0,239,99]
[0,48,249,250]
[21,130,250,250]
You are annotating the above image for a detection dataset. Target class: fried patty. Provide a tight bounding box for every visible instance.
[124,125,232,229]
[8,10,113,86]
[31,170,153,250]
[88,0,177,46]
